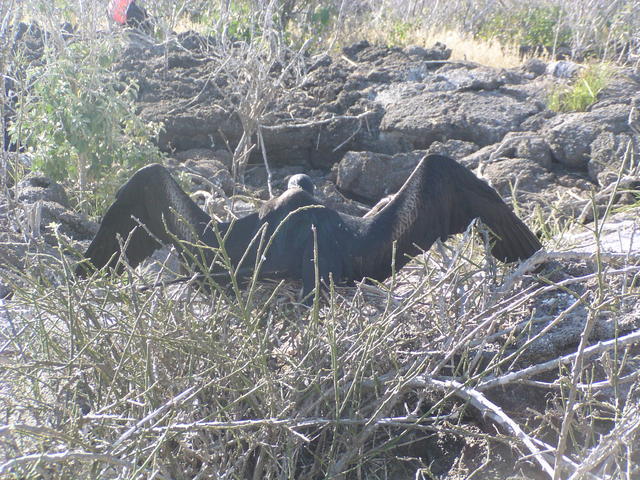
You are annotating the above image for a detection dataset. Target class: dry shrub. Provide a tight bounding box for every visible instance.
[1,218,639,478]
[421,29,522,68]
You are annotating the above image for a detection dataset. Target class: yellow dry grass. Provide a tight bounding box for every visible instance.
[359,23,524,68]
[425,29,523,68]
[174,9,525,69]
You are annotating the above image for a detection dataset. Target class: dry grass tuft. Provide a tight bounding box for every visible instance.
[424,30,523,68]
[347,21,524,68]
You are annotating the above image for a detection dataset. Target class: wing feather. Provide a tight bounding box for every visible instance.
[443,157,542,262]
[76,163,213,276]
[353,155,541,280]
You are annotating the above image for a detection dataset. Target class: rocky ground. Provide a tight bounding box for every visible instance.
[3,27,640,382]
[107,33,640,236]
[1,30,640,478]
[3,31,639,302]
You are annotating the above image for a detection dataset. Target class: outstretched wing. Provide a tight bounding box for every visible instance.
[355,155,542,281]
[438,156,542,262]
[76,163,213,276]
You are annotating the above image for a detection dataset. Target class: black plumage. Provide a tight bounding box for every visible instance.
[286,174,315,195]
[76,155,542,298]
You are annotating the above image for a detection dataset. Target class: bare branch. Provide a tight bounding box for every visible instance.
[478,330,640,391]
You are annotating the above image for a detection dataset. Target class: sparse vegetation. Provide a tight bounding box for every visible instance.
[1,1,640,479]
[3,211,640,478]
[478,5,572,53]
[12,41,163,213]
[548,63,613,112]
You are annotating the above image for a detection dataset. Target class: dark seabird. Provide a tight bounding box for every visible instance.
[286,173,315,195]
[76,154,542,300]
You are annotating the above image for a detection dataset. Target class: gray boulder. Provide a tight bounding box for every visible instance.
[522,58,547,77]
[460,144,498,170]
[18,200,98,244]
[461,132,552,170]
[546,61,584,78]
[432,64,509,92]
[590,74,640,110]
[544,103,631,169]
[379,88,541,150]
[589,132,638,185]
[174,148,233,170]
[577,176,640,223]
[403,42,451,61]
[336,150,426,202]
[183,158,234,195]
[425,139,478,159]
[491,132,553,169]
[259,110,382,169]
[16,175,70,208]
[315,180,370,217]
[480,157,595,222]
[480,157,555,199]
[143,102,243,153]
[170,149,235,196]
[14,176,97,244]
[38,201,98,242]
[519,109,557,132]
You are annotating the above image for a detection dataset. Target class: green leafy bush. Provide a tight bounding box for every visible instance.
[185,2,254,39]
[12,41,163,212]
[387,19,419,47]
[183,1,291,41]
[479,5,571,48]
[548,63,612,112]
[182,1,339,49]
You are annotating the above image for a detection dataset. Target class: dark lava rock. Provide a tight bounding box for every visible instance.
[481,157,555,197]
[13,175,97,244]
[432,64,510,91]
[0,282,11,300]
[342,40,371,60]
[403,42,451,61]
[543,103,633,170]
[336,150,426,202]
[378,87,541,149]
[16,175,70,208]
[143,103,242,153]
[488,132,553,169]
[13,22,46,61]
[315,180,370,217]
[108,31,638,227]
[18,200,98,244]
[589,132,637,185]
[181,158,234,195]
[174,148,233,170]
[522,58,547,77]
[546,60,584,78]
[480,157,595,221]
[425,139,479,159]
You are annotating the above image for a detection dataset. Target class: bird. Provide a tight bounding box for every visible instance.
[75,154,542,300]
[286,173,315,195]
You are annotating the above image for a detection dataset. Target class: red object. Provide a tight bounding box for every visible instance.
[109,0,133,25]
